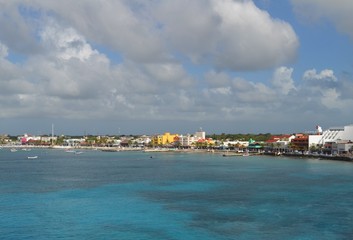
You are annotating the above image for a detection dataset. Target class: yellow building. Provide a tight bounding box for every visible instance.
[152,132,178,146]
[152,135,163,145]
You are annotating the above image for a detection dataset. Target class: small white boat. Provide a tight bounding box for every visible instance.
[10,148,18,152]
[27,156,38,159]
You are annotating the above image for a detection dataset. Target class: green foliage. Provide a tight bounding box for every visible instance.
[207,133,272,142]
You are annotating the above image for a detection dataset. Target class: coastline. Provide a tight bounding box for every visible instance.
[281,152,353,162]
[2,144,353,162]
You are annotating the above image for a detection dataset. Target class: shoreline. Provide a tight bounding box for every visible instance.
[2,145,353,162]
[280,152,353,162]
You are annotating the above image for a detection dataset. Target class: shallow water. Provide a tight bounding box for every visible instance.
[1,148,353,239]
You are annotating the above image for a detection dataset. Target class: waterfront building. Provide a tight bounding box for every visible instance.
[151,132,178,146]
[221,140,249,150]
[265,134,295,152]
[151,135,162,146]
[247,138,264,152]
[291,134,309,151]
[41,136,58,144]
[0,134,10,144]
[134,135,151,147]
[195,128,206,140]
[194,138,215,149]
[178,134,195,147]
[64,138,86,147]
[18,134,56,145]
[331,140,353,155]
[309,124,353,153]
[170,129,208,148]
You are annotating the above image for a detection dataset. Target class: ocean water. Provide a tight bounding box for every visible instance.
[1,148,353,240]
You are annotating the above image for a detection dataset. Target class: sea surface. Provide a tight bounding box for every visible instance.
[1,148,353,240]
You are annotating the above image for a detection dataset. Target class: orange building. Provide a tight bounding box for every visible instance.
[291,134,309,151]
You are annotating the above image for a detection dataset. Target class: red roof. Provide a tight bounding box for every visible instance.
[266,135,292,143]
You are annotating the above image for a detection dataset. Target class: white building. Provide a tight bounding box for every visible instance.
[178,134,195,147]
[134,135,151,146]
[309,124,353,149]
[332,140,353,154]
[64,138,85,146]
[178,129,207,147]
[222,140,249,148]
[194,128,206,140]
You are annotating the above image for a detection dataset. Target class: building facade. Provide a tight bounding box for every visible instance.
[291,134,309,151]
[309,124,353,153]
[151,132,178,146]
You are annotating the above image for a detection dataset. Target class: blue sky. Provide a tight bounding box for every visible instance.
[0,0,353,136]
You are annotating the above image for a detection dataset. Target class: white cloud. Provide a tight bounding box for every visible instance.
[40,19,99,61]
[143,63,193,87]
[27,0,168,63]
[231,77,277,104]
[0,42,8,58]
[292,0,353,40]
[211,0,299,70]
[12,0,299,71]
[271,66,296,94]
[209,87,232,95]
[1,0,353,134]
[321,88,340,109]
[303,69,337,82]
[302,69,339,93]
[155,0,299,70]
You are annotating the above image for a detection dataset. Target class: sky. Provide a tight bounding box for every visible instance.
[0,0,353,136]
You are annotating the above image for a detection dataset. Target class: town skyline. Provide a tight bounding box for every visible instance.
[1,1,353,135]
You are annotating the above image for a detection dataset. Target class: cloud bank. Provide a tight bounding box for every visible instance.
[0,0,352,134]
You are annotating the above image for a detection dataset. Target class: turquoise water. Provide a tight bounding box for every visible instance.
[1,149,353,239]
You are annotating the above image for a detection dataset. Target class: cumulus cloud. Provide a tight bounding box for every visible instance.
[155,0,299,70]
[271,66,296,94]
[40,20,99,62]
[302,69,339,90]
[294,68,351,114]
[303,69,337,82]
[11,0,299,71]
[1,0,352,134]
[292,0,353,40]
[211,0,299,70]
[26,0,168,63]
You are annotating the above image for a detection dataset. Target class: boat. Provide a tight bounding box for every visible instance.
[144,148,170,152]
[27,156,38,159]
[242,150,250,156]
[10,148,18,152]
[222,150,245,157]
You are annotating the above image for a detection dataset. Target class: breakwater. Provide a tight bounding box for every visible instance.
[281,152,353,162]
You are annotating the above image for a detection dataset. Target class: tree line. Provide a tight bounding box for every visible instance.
[207,133,273,142]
